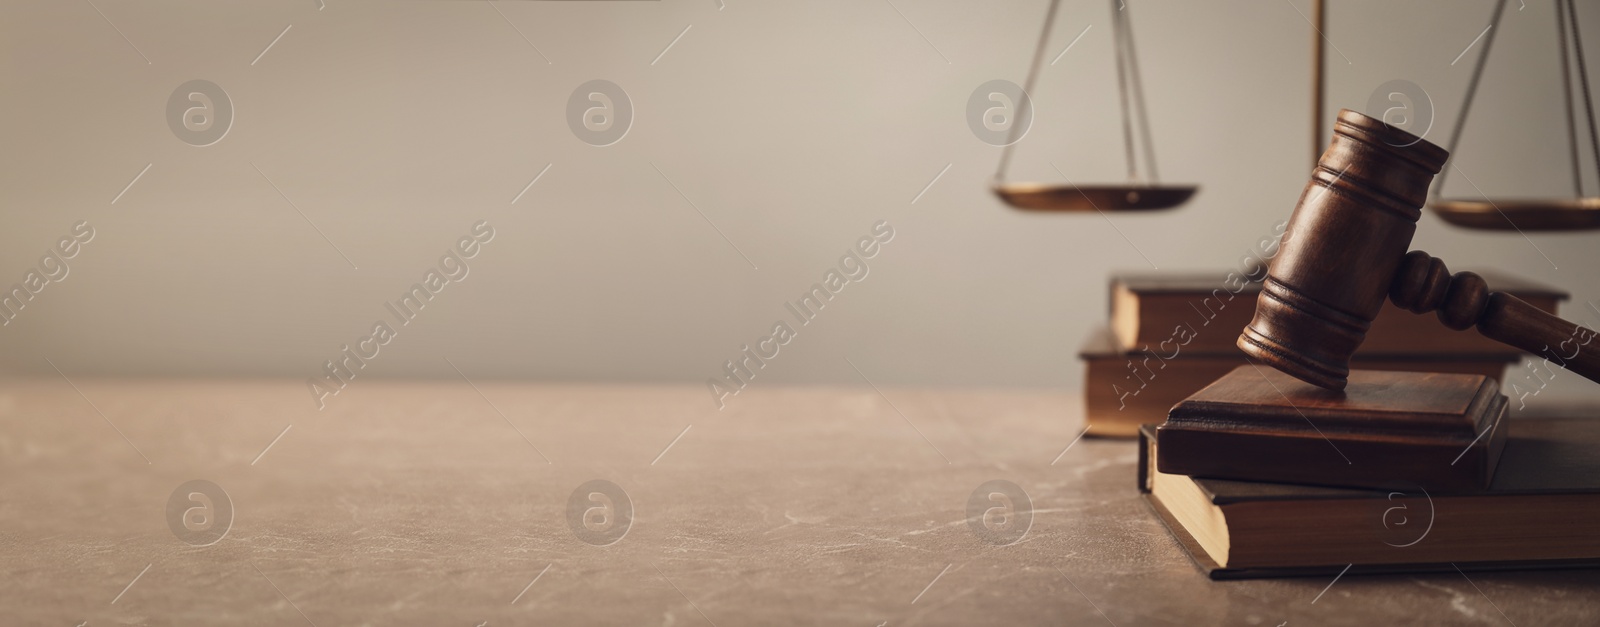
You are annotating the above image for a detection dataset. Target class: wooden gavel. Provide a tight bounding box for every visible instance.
[1239,109,1600,391]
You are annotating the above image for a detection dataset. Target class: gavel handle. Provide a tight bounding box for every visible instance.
[1391,251,1600,385]
[1479,294,1600,380]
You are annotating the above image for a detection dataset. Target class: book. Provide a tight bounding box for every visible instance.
[1109,270,1567,355]
[1080,327,1516,438]
[1156,367,1508,491]
[1139,420,1600,579]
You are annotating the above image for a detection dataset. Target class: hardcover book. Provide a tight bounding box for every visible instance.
[1138,420,1600,579]
[1109,270,1566,355]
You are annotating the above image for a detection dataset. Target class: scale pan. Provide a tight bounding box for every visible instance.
[1429,197,1600,231]
[992,182,1197,212]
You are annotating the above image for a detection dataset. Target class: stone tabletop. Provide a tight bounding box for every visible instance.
[2,377,1595,626]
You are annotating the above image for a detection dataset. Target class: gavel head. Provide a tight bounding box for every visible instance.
[1238,109,1450,391]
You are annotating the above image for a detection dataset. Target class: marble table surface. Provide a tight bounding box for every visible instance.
[2,377,1595,626]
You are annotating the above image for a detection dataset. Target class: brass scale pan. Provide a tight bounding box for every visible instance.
[990,0,1196,213]
[1430,198,1600,231]
[1428,0,1600,231]
[992,182,1195,212]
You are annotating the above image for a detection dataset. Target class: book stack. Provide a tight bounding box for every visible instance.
[1140,368,1600,578]
[1080,270,1567,437]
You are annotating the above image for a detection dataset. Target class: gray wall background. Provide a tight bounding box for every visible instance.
[3,0,1598,401]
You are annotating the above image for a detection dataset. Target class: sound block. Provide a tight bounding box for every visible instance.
[1156,366,1508,491]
